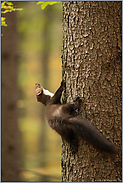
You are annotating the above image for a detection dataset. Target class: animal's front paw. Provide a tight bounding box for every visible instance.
[61,79,66,87]
[73,96,82,103]
[35,83,43,96]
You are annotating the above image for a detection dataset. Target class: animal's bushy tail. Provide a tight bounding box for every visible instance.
[67,116,118,154]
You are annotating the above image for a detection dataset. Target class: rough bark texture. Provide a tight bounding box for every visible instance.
[61,1,122,182]
[1,8,20,182]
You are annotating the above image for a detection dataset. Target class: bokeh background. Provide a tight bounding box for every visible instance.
[2,1,62,181]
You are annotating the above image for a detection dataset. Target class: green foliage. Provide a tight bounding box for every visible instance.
[1,17,7,27]
[37,1,60,10]
[1,1,23,27]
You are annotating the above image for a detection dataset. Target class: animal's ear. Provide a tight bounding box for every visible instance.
[35,83,43,96]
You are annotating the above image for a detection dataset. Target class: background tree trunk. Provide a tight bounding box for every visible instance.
[62,1,122,182]
[1,5,20,182]
[39,6,51,170]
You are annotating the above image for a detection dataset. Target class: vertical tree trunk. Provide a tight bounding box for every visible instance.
[1,6,20,182]
[62,1,122,182]
[39,7,52,172]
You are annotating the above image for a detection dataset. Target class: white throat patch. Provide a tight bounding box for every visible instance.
[43,88,54,97]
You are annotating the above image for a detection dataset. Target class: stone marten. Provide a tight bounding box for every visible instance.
[35,80,118,154]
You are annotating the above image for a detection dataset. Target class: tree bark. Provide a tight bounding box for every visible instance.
[61,1,122,182]
[1,5,20,182]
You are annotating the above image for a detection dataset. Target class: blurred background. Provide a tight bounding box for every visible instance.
[2,1,62,182]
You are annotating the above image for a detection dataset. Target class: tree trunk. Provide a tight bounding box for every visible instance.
[61,1,122,182]
[1,5,20,182]
[38,7,52,175]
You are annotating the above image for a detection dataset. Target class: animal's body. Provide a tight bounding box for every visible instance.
[35,80,118,154]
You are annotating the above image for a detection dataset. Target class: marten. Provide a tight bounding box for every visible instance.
[35,79,118,154]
